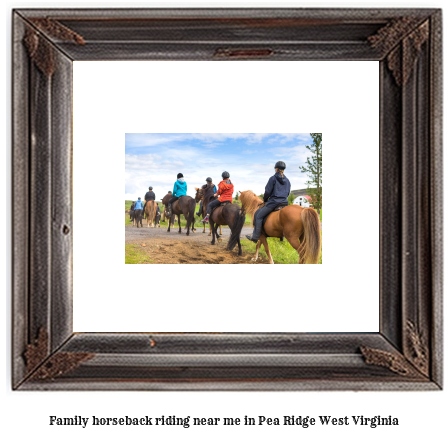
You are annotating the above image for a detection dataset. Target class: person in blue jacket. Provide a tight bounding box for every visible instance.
[134,197,144,212]
[167,173,187,215]
[246,161,291,243]
[196,177,217,216]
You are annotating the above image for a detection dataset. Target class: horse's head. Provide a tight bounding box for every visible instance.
[195,187,203,202]
[239,190,264,215]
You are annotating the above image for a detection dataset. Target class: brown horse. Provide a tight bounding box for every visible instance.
[208,202,246,256]
[239,190,321,264]
[166,195,196,236]
[144,200,158,228]
[195,185,222,236]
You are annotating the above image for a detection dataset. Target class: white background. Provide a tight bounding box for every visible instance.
[73,60,379,332]
[3,1,446,438]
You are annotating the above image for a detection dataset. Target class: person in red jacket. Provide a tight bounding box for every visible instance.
[201,171,234,223]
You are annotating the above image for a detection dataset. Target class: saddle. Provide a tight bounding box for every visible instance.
[253,203,289,229]
[210,200,231,214]
[171,195,185,208]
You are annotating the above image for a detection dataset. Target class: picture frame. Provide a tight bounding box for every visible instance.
[12,7,442,390]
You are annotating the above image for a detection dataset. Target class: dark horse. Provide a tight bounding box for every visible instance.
[195,184,222,236]
[166,195,197,236]
[129,202,135,222]
[208,201,246,256]
[133,209,143,228]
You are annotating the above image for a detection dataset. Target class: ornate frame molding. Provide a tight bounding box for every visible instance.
[12,8,442,390]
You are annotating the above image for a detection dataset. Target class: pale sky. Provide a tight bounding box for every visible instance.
[125,133,315,201]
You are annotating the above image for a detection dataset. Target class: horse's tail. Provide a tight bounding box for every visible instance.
[227,205,246,251]
[301,208,321,264]
[148,201,156,221]
[188,197,196,223]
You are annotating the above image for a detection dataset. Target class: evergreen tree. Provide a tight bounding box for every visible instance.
[299,133,322,215]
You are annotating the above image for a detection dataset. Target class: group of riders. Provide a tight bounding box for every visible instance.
[130,161,291,243]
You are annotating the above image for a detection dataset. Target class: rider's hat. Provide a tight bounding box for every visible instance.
[206,177,212,182]
[222,171,230,179]
[275,161,286,170]
[149,186,153,190]
[177,173,183,178]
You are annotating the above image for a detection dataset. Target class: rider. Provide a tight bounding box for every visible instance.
[167,173,187,215]
[143,186,156,217]
[134,197,144,217]
[196,177,217,216]
[246,161,291,243]
[201,171,233,223]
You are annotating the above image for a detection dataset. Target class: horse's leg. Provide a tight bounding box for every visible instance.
[217,224,222,243]
[186,212,191,236]
[285,232,306,264]
[210,219,216,245]
[260,235,274,264]
[191,207,196,233]
[237,236,242,256]
[189,215,195,234]
[219,225,222,236]
[178,214,182,233]
[251,240,262,261]
[167,212,171,232]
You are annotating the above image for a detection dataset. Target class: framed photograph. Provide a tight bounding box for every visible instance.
[12,8,442,390]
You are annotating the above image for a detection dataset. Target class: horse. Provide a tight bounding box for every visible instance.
[144,200,158,227]
[166,195,196,236]
[207,201,246,256]
[239,190,321,264]
[154,210,161,226]
[133,209,143,228]
[195,185,223,236]
[161,194,176,225]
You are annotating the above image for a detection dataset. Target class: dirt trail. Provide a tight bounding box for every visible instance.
[126,222,269,264]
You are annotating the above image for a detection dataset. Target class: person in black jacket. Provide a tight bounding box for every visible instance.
[143,186,156,218]
[246,161,291,243]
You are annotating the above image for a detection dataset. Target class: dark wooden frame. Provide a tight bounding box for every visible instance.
[12,8,442,390]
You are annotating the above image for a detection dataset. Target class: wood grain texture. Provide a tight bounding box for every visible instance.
[429,10,443,388]
[12,7,442,391]
[12,13,30,388]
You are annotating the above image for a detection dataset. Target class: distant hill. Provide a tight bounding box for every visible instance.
[291,188,307,197]
[291,188,322,198]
